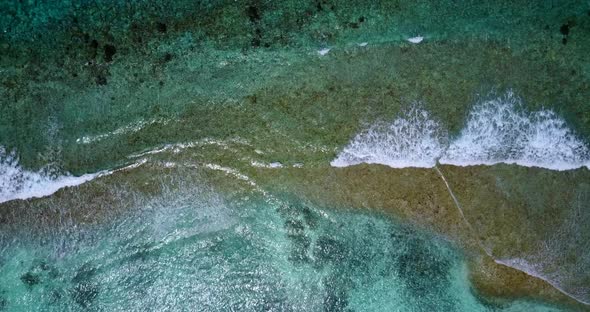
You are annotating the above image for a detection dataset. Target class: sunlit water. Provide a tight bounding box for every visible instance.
[0,182,567,311]
[1,0,590,311]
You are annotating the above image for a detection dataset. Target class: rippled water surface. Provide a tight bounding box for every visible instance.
[1,0,590,311]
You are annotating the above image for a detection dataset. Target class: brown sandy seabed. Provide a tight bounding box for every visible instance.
[1,158,589,311]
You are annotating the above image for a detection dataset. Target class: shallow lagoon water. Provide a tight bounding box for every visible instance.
[0,177,569,311]
[1,0,590,311]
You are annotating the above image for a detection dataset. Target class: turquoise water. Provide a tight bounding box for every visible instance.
[1,0,590,311]
[0,184,566,311]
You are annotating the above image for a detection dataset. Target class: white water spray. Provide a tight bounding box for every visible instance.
[333,92,590,171]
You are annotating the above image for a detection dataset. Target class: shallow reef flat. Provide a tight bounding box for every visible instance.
[1,0,590,311]
[250,163,590,310]
[1,1,590,174]
[1,158,589,310]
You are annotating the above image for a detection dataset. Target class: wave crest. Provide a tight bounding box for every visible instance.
[331,106,447,168]
[0,147,100,204]
[333,92,590,171]
[440,92,589,170]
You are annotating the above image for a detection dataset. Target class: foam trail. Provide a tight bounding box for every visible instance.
[440,92,590,170]
[438,164,589,305]
[433,166,494,254]
[494,257,590,305]
[331,106,446,168]
[0,148,144,204]
[76,118,166,145]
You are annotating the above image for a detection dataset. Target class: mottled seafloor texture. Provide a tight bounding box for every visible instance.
[1,0,590,311]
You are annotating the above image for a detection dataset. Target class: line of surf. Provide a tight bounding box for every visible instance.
[331,92,590,171]
[0,148,146,204]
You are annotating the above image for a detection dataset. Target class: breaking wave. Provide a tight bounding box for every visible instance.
[440,92,590,170]
[332,92,590,171]
[331,106,447,168]
[0,148,150,204]
[0,148,101,204]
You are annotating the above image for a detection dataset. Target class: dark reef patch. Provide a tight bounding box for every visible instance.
[89,39,99,59]
[156,22,167,33]
[396,238,451,296]
[70,264,99,308]
[162,53,173,63]
[313,235,347,264]
[71,282,99,308]
[96,74,107,86]
[104,44,117,62]
[285,218,311,263]
[560,23,570,36]
[20,272,41,288]
[322,274,350,312]
[20,260,60,289]
[301,206,318,229]
[246,4,263,48]
[323,287,348,311]
[246,5,261,23]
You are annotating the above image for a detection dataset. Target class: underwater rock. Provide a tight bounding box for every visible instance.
[323,287,348,312]
[560,23,570,36]
[20,272,41,288]
[396,239,451,295]
[301,206,318,229]
[285,218,305,237]
[156,22,167,33]
[95,74,107,85]
[162,53,173,63]
[313,235,347,264]
[104,44,117,62]
[19,260,59,289]
[70,264,99,308]
[71,282,99,308]
[285,218,311,263]
[246,5,261,23]
[322,274,350,312]
[289,234,311,263]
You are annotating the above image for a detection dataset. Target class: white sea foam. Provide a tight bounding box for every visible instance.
[76,118,166,145]
[332,92,590,171]
[0,148,145,204]
[407,36,424,44]
[0,149,97,203]
[331,106,447,168]
[440,92,590,170]
[128,137,251,159]
[250,161,284,168]
[495,256,590,305]
[317,48,331,56]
